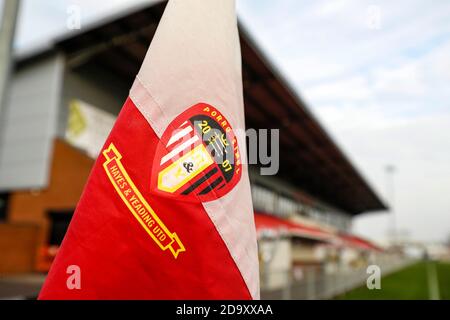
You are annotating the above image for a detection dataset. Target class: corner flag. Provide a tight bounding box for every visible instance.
[39,0,259,300]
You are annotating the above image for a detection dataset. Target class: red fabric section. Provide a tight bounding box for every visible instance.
[254,212,332,241]
[339,233,383,252]
[39,99,251,300]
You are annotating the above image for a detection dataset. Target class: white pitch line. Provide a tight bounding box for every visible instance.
[427,261,440,300]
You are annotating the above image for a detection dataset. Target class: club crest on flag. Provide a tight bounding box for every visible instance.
[151,103,242,202]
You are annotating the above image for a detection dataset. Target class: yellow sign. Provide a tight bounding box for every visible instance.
[67,100,87,139]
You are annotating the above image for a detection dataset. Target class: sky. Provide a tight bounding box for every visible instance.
[6,0,450,243]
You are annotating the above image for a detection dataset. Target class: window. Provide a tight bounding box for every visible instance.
[252,185,276,214]
[47,210,74,245]
[0,193,9,222]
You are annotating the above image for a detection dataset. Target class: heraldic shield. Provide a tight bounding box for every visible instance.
[151,103,242,203]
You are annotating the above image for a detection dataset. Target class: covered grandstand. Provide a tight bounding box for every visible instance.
[0,0,387,299]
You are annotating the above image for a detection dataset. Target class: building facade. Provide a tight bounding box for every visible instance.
[0,1,385,277]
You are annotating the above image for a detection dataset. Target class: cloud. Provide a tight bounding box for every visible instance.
[238,0,450,242]
[352,112,450,242]
[303,75,372,102]
[14,0,151,49]
[11,0,450,242]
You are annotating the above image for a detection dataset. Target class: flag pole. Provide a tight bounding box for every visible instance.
[0,0,20,123]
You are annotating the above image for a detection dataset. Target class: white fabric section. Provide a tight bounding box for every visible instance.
[129,0,260,299]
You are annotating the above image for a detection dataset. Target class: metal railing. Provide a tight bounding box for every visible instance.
[260,256,415,300]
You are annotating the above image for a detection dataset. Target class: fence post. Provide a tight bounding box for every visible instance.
[282,270,291,300]
[306,268,316,300]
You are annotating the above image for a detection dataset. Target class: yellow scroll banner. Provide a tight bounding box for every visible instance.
[102,143,185,259]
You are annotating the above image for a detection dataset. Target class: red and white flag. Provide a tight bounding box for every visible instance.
[39,0,260,300]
